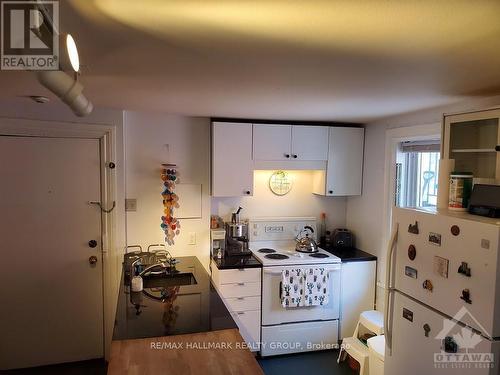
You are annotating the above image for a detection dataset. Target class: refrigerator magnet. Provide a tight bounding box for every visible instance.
[408,245,417,260]
[405,266,418,279]
[433,256,449,278]
[408,221,419,234]
[402,308,414,322]
[428,232,442,246]
[451,225,460,236]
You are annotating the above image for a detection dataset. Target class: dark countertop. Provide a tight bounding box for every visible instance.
[324,246,377,263]
[211,254,262,270]
[113,256,237,341]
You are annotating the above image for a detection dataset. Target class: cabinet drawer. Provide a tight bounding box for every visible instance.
[225,296,261,312]
[213,266,261,285]
[219,282,261,298]
[232,309,261,348]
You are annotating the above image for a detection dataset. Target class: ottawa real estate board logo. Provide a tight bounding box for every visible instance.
[1,0,59,70]
[434,307,495,370]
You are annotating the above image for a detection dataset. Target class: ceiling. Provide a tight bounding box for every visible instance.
[1,0,500,122]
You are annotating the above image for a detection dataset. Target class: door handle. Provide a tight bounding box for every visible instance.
[89,256,98,265]
[385,222,399,354]
[88,240,98,248]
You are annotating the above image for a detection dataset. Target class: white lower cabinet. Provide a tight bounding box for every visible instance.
[339,260,376,339]
[211,262,261,351]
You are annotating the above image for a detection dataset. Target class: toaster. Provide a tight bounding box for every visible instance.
[332,228,353,248]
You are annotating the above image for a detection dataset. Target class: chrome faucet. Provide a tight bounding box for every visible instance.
[130,255,146,277]
[139,262,169,277]
[139,250,180,277]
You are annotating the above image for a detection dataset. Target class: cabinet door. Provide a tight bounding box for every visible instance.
[443,109,500,180]
[253,124,292,160]
[212,122,253,197]
[326,127,364,196]
[291,125,329,160]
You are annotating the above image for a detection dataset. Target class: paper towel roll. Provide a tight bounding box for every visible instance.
[437,158,455,209]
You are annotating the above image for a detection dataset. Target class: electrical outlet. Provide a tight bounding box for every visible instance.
[188,232,196,245]
[125,199,137,212]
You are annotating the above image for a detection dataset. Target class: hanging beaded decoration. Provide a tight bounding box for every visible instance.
[160,164,180,245]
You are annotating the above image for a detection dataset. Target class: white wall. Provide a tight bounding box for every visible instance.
[212,170,347,230]
[346,95,500,311]
[124,111,212,269]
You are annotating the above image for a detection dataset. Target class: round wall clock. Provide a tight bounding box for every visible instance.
[269,170,293,196]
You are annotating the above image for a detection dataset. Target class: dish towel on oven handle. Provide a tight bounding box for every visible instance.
[281,269,304,308]
[304,268,329,306]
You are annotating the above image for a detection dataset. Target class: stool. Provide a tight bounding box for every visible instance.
[367,335,385,375]
[337,310,384,375]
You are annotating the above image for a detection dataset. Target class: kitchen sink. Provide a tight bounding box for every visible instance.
[142,272,197,288]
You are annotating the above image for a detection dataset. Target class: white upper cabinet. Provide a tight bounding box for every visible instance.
[313,127,364,196]
[212,122,254,197]
[253,124,328,161]
[253,124,292,160]
[291,126,329,160]
[443,108,500,181]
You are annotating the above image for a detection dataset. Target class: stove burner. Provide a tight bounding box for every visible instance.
[258,248,276,254]
[265,253,289,260]
[309,253,330,258]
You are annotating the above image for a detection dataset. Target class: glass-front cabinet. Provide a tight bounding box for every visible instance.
[442,108,500,182]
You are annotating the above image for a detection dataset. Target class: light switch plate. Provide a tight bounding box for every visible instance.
[125,199,137,212]
[188,232,196,245]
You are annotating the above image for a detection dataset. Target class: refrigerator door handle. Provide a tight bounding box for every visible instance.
[384,222,399,353]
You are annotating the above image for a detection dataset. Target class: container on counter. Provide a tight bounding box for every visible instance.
[449,172,473,211]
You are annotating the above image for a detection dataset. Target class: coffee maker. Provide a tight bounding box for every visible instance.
[225,207,251,256]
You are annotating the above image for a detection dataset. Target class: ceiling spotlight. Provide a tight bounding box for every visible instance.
[59,34,80,73]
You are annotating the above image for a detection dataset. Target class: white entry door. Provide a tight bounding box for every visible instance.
[0,136,104,370]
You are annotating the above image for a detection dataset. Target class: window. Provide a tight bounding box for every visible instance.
[395,140,440,209]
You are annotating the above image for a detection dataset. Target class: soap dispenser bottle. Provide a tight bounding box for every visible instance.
[131,265,143,292]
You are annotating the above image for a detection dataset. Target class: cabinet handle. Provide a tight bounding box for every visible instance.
[237,297,245,300]
[284,154,290,158]
[328,190,333,194]
[292,154,298,159]
[237,312,245,315]
[496,145,500,152]
[245,190,251,195]
[237,283,245,286]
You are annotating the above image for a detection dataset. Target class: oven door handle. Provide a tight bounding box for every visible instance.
[263,266,340,275]
[279,281,282,300]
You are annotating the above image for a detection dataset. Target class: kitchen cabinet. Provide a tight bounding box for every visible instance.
[211,263,262,351]
[313,127,364,196]
[253,124,328,161]
[339,260,376,339]
[443,108,500,181]
[291,125,329,161]
[253,124,292,161]
[211,122,254,197]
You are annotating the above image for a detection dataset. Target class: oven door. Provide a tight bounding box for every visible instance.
[262,263,341,326]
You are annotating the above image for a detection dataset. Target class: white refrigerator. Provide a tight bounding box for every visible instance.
[385,207,500,375]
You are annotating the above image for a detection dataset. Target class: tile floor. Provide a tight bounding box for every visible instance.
[258,349,355,375]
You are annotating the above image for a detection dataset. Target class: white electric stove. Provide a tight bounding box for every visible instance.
[248,217,342,357]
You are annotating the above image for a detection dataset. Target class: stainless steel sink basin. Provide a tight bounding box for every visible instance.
[142,272,197,288]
